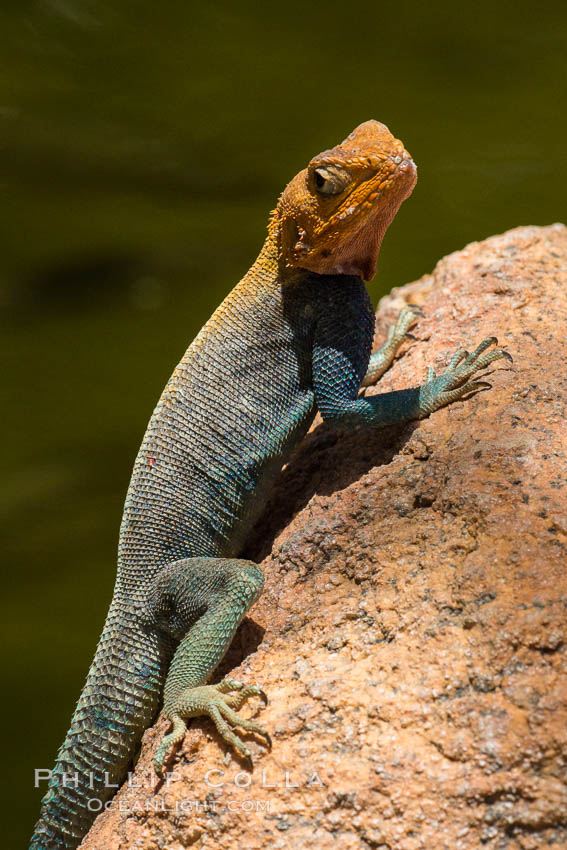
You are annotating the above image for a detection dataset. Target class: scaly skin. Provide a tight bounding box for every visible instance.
[30,120,511,849]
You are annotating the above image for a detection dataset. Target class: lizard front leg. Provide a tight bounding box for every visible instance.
[361,304,422,387]
[143,557,269,774]
[312,303,512,428]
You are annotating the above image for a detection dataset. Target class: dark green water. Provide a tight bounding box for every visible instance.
[2,1,566,845]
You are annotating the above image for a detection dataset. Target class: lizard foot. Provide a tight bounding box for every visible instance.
[154,678,270,774]
[390,303,423,342]
[420,336,513,414]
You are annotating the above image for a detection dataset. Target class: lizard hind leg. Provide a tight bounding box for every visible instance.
[144,556,268,774]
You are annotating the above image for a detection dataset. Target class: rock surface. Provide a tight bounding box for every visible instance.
[81,225,567,850]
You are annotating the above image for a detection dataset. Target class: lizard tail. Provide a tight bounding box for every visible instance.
[29,603,167,850]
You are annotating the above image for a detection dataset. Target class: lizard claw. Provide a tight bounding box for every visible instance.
[396,303,422,332]
[220,678,268,704]
[406,303,424,316]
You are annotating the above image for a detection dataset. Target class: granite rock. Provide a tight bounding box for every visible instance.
[81,224,567,850]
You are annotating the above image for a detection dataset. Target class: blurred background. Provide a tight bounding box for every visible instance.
[2,0,566,845]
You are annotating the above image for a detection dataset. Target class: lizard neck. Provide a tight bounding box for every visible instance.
[248,220,304,289]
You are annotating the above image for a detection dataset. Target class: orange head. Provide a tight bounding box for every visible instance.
[269,120,417,282]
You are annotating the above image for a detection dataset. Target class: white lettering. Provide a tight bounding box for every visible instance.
[34,769,52,787]
[285,771,298,788]
[204,768,225,787]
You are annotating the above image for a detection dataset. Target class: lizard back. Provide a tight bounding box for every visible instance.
[117,245,321,595]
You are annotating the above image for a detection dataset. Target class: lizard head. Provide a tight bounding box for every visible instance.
[270,120,417,282]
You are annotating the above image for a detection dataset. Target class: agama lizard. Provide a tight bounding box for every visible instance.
[30,120,510,849]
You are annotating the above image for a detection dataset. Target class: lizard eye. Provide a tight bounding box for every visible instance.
[312,165,351,196]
